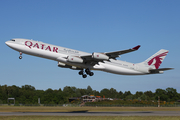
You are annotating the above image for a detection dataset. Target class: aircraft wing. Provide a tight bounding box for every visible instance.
[104,45,141,59]
[80,45,141,63]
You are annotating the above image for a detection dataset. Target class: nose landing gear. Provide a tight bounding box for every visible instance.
[19,52,22,59]
[79,69,94,78]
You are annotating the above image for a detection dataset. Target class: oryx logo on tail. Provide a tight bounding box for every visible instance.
[148,51,168,69]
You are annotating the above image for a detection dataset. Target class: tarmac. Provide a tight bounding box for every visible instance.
[0,111,180,116]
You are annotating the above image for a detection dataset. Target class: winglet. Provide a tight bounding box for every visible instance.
[132,45,141,50]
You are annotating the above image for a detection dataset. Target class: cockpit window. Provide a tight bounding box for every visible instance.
[11,39,15,41]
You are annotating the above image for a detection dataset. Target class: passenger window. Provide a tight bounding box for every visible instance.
[11,39,15,41]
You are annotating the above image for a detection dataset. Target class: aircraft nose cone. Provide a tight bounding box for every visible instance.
[5,41,11,47]
[5,41,9,45]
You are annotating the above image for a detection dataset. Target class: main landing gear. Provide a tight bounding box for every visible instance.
[19,52,22,59]
[78,68,94,78]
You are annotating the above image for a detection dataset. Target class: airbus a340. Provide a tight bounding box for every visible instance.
[5,38,173,78]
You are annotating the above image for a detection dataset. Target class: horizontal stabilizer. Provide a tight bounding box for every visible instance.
[149,68,174,74]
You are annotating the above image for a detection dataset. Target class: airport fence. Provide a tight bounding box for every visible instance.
[0,104,80,107]
[84,103,180,107]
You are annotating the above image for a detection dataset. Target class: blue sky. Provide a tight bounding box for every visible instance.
[0,0,180,94]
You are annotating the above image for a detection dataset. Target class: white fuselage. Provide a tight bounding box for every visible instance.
[5,39,149,75]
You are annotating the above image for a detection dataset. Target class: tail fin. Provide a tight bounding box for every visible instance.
[141,49,169,69]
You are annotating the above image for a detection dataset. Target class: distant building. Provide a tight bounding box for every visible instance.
[69,95,113,104]
[81,95,97,102]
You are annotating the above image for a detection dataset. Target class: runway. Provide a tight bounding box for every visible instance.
[0,111,180,116]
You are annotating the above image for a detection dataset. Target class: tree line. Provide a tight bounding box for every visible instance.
[0,85,179,104]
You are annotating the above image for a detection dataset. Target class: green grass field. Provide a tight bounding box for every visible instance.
[0,116,180,120]
[0,106,180,112]
[1,107,180,120]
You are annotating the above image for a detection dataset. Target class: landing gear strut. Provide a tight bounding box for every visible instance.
[85,69,94,76]
[19,52,22,59]
[78,69,94,78]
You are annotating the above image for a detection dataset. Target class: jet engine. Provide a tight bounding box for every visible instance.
[92,52,109,60]
[67,56,83,63]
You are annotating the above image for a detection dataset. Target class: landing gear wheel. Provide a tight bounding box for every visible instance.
[85,69,90,75]
[89,72,94,76]
[19,52,22,59]
[82,74,87,78]
[19,56,22,59]
[79,70,83,75]
[85,68,94,76]
[79,70,84,75]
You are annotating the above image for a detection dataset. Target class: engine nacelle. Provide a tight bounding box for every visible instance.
[92,52,109,60]
[67,56,83,63]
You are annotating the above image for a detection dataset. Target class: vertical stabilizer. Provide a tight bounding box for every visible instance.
[143,49,169,69]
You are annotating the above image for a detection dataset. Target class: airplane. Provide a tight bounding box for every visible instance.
[5,38,173,78]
